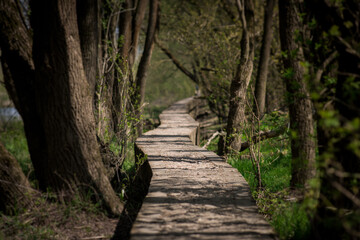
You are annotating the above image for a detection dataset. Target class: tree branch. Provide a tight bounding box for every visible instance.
[315,51,338,84]
[202,131,224,149]
[155,38,197,84]
[240,123,288,152]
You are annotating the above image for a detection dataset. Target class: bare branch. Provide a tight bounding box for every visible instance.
[240,124,288,152]
[331,181,360,208]
[337,36,360,59]
[155,38,197,84]
[315,51,338,84]
[202,131,224,149]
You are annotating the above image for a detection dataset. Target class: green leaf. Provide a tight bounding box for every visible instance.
[329,25,340,37]
[344,21,353,29]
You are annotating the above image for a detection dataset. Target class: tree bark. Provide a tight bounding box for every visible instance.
[97,0,120,140]
[224,0,255,153]
[77,0,100,96]
[118,0,133,60]
[134,0,159,136]
[112,0,134,134]
[254,0,275,117]
[0,0,48,191]
[0,141,34,214]
[279,0,316,187]
[30,0,123,215]
[129,0,149,66]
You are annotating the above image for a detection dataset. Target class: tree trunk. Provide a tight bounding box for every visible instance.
[134,0,159,136]
[254,0,275,117]
[97,0,120,140]
[224,0,255,153]
[30,0,123,215]
[77,0,100,97]
[0,0,48,191]
[118,0,133,60]
[0,141,34,214]
[129,0,149,66]
[279,0,316,187]
[112,0,134,134]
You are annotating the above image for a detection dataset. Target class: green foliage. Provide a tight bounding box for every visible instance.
[203,110,313,239]
[271,203,311,240]
[0,215,56,240]
[228,140,314,239]
[0,121,32,179]
[228,139,291,192]
[160,0,242,118]
[329,25,340,36]
[145,46,195,118]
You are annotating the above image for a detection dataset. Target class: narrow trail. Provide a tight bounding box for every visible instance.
[130,97,275,240]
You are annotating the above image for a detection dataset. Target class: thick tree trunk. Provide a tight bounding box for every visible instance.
[254,0,275,117]
[279,0,316,187]
[0,141,34,214]
[0,0,48,191]
[224,0,255,153]
[77,0,100,96]
[30,0,123,215]
[134,0,158,136]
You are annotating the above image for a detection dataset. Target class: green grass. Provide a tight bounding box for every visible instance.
[122,144,136,175]
[229,149,291,192]
[203,111,313,239]
[228,136,313,239]
[271,203,311,240]
[0,121,33,179]
[0,190,114,240]
[228,141,312,239]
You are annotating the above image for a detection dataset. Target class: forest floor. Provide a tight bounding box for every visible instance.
[0,196,118,240]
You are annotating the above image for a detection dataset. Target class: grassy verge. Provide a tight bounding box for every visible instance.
[203,113,314,240]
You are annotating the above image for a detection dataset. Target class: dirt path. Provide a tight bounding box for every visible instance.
[130,97,275,240]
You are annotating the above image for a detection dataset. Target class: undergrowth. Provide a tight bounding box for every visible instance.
[0,121,137,239]
[0,121,32,180]
[203,111,314,240]
[0,191,117,240]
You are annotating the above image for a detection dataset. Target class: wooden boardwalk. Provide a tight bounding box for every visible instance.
[130,97,275,240]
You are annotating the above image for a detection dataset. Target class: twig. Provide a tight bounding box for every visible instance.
[202,131,223,149]
[337,36,360,59]
[315,51,338,84]
[331,180,360,208]
[80,236,108,240]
